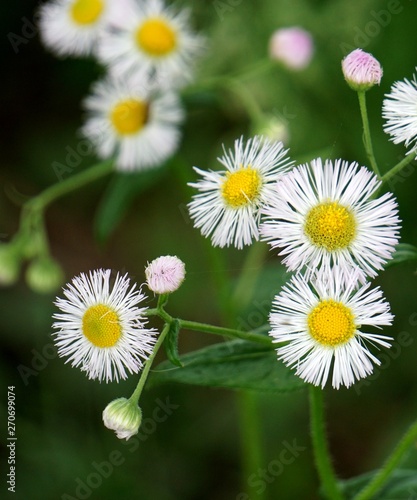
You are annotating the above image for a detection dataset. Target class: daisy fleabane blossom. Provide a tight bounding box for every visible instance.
[145,255,185,294]
[188,136,294,249]
[383,70,417,157]
[260,158,400,280]
[81,72,184,171]
[38,0,131,57]
[52,269,156,383]
[269,265,394,389]
[97,0,204,88]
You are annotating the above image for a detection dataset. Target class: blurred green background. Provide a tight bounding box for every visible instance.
[1,0,417,499]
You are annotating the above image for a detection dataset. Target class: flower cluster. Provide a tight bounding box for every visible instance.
[52,257,185,383]
[189,131,400,389]
[39,0,203,171]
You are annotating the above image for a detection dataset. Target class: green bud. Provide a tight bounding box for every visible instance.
[103,398,142,440]
[251,115,289,145]
[0,243,21,286]
[25,257,64,294]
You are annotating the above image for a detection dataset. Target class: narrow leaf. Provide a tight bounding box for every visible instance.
[385,243,417,268]
[164,319,183,368]
[150,339,305,392]
[339,469,417,499]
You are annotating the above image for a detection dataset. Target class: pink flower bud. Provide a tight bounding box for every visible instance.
[269,27,314,70]
[342,49,383,91]
[145,255,185,294]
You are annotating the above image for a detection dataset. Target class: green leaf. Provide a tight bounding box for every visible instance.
[93,165,168,244]
[150,339,306,392]
[385,243,417,268]
[164,319,183,368]
[339,469,417,499]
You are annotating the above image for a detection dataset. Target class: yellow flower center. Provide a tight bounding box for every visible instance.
[308,299,356,346]
[221,167,262,208]
[135,18,177,56]
[82,304,122,348]
[110,99,148,135]
[70,0,104,25]
[304,202,356,251]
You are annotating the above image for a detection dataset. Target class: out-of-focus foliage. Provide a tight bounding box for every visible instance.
[1,1,417,499]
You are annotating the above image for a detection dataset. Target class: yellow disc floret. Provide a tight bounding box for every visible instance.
[83,304,122,348]
[110,99,148,135]
[136,18,177,57]
[304,202,356,251]
[222,167,262,208]
[308,299,356,346]
[71,0,104,25]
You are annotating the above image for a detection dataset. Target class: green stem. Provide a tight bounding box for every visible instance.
[225,78,264,122]
[129,322,171,404]
[145,308,272,346]
[357,91,381,179]
[178,318,272,346]
[233,58,276,82]
[309,386,344,500]
[26,159,113,213]
[353,418,417,500]
[237,392,266,500]
[381,151,415,185]
[187,75,264,123]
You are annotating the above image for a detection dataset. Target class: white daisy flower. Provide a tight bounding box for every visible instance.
[260,158,400,280]
[188,136,294,249]
[97,0,204,88]
[81,72,184,171]
[38,0,128,57]
[52,269,156,383]
[383,70,417,157]
[270,265,394,389]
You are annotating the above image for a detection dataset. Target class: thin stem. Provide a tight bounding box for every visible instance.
[27,159,113,213]
[179,318,272,347]
[187,75,264,123]
[353,418,417,500]
[381,151,415,185]
[309,386,344,500]
[237,392,266,500]
[145,308,272,346]
[357,91,381,179]
[233,58,276,82]
[225,78,264,122]
[130,322,171,404]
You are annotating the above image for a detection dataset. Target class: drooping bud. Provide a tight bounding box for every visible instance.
[103,398,142,440]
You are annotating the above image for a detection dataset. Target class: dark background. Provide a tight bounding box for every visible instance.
[1,1,417,499]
